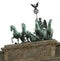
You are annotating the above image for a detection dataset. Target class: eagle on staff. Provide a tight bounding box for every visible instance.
[31,2,39,10]
[31,2,39,17]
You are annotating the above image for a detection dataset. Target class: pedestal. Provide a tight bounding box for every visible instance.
[2,40,58,61]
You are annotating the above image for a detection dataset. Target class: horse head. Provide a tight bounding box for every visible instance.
[47,19,53,39]
[47,19,52,29]
[10,25,16,31]
[21,23,27,34]
[22,23,26,30]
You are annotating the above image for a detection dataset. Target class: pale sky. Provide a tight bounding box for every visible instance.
[0,0,60,49]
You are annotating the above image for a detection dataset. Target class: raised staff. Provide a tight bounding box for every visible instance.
[31,2,39,19]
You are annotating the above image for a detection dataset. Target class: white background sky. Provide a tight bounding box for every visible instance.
[0,0,60,49]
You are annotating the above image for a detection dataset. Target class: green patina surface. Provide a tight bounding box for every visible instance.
[10,2,53,44]
[10,18,53,44]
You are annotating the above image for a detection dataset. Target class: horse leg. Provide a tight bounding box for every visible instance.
[11,37,14,43]
[27,37,30,42]
[17,38,19,44]
[25,35,29,42]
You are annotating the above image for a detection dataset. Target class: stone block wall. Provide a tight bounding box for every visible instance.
[55,43,60,57]
[1,39,60,61]
[0,51,4,61]
[2,40,57,61]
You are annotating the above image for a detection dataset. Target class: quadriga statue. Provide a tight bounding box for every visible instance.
[10,2,53,43]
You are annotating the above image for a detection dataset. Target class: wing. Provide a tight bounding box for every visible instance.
[36,2,39,7]
[31,4,35,8]
[43,20,47,28]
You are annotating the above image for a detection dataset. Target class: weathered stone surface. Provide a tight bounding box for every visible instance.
[2,39,58,61]
[9,57,60,61]
[0,51,4,61]
[55,43,60,57]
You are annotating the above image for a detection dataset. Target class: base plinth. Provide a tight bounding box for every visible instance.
[1,40,60,61]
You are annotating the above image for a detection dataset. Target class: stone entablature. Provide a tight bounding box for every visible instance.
[2,40,58,61]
